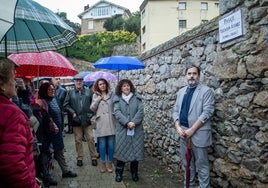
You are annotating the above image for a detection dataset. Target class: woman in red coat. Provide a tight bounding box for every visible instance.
[0,59,40,188]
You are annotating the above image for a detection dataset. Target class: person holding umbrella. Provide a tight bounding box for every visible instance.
[173,65,215,188]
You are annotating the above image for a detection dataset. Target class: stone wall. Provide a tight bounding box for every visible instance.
[115,0,268,187]
[113,43,141,57]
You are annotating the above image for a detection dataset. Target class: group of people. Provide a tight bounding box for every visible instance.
[0,58,146,187]
[64,75,145,183]
[0,57,215,188]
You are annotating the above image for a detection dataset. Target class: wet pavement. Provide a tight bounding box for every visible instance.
[52,133,126,188]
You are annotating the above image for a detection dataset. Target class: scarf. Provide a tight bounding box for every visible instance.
[122,92,133,104]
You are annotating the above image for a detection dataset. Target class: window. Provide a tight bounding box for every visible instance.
[201,20,208,24]
[142,43,146,51]
[178,2,186,10]
[179,20,187,28]
[142,26,146,34]
[88,21,93,30]
[93,7,110,16]
[214,3,219,8]
[142,10,145,19]
[201,2,208,10]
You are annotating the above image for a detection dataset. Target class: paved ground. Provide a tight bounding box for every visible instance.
[52,133,126,188]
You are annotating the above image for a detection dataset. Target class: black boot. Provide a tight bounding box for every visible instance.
[115,160,125,182]
[43,177,58,187]
[130,161,139,182]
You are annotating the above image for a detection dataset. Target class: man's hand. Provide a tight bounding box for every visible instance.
[185,128,195,137]
[175,120,186,138]
[185,119,203,137]
[176,126,187,138]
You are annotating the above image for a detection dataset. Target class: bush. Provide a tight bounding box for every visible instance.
[67,30,137,62]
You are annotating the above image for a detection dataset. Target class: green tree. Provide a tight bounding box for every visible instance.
[103,14,124,31]
[56,12,81,35]
[113,16,125,30]
[66,30,137,62]
[124,11,141,36]
[103,12,141,36]
[103,17,114,31]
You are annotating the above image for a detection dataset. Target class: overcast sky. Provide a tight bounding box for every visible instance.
[34,0,143,23]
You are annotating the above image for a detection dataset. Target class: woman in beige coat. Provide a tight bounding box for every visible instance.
[90,78,116,173]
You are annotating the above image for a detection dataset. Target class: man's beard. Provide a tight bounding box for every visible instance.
[187,79,199,87]
[76,85,82,90]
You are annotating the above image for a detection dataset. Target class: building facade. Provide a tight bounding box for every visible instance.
[140,0,219,52]
[78,0,131,35]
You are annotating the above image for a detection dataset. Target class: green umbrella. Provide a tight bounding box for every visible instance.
[0,0,77,57]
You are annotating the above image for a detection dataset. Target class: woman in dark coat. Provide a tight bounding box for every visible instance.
[113,79,144,182]
[33,82,77,186]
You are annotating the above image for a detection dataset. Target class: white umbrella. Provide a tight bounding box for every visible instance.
[0,0,18,42]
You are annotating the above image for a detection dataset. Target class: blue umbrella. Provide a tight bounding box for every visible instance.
[93,56,145,71]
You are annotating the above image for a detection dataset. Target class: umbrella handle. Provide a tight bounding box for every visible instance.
[187,137,191,149]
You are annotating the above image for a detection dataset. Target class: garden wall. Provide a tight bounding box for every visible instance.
[115,0,268,187]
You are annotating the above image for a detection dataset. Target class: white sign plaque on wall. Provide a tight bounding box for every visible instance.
[219,9,243,43]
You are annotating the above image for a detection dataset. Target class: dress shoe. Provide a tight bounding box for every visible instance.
[92,159,98,166]
[100,163,106,173]
[62,171,77,178]
[43,178,58,187]
[107,162,113,173]
[77,160,83,167]
[48,178,58,186]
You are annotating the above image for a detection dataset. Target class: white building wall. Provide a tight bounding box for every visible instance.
[141,0,219,52]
